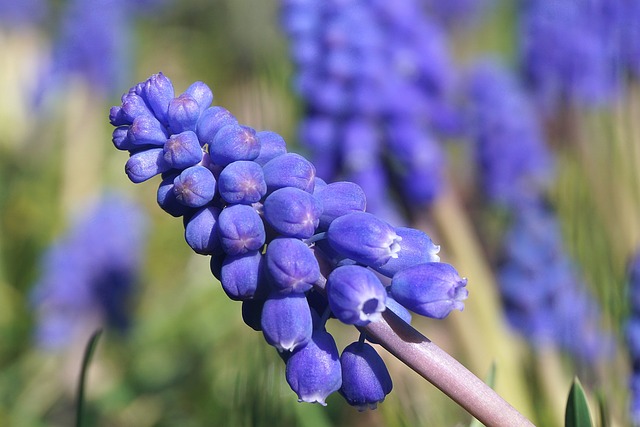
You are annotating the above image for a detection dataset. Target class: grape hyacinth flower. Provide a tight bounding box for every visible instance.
[34,0,170,104]
[0,0,47,28]
[30,194,147,349]
[465,60,609,362]
[108,73,474,412]
[422,0,496,29]
[466,59,553,208]
[280,0,459,222]
[340,339,393,411]
[518,0,620,113]
[498,204,608,362]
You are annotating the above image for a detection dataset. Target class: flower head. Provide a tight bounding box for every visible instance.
[31,193,147,349]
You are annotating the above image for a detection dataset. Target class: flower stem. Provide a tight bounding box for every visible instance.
[313,277,534,426]
[361,309,534,427]
[75,329,103,427]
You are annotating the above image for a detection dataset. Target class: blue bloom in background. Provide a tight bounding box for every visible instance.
[499,204,608,362]
[465,59,609,362]
[30,193,147,349]
[35,0,169,103]
[466,59,553,208]
[422,0,496,29]
[0,0,47,27]
[280,0,459,222]
[617,0,640,79]
[518,0,620,113]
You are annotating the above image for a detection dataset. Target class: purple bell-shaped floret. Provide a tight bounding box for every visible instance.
[326,265,387,326]
[220,250,266,300]
[285,329,342,405]
[263,187,323,239]
[327,212,401,268]
[217,160,267,205]
[261,292,313,352]
[125,148,169,183]
[390,262,468,319]
[373,227,440,278]
[265,237,320,294]
[217,204,265,255]
[173,165,216,207]
[339,341,393,410]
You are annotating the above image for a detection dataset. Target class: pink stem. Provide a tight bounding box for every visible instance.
[361,309,535,427]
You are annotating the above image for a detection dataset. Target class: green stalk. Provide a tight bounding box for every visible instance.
[75,329,103,427]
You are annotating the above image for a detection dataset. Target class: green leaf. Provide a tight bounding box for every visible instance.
[564,377,594,427]
[596,390,609,427]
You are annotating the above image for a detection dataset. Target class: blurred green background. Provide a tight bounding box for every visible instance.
[1,0,639,426]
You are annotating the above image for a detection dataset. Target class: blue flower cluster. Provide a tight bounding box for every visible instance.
[0,0,46,27]
[466,60,552,208]
[110,73,468,409]
[30,194,147,349]
[626,249,640,424]
[465,61,608,362]
[280,0,458,221]
[498,204,607,361]
[518,0,621,113]
[422,0,496,28]
[35,0,169,102]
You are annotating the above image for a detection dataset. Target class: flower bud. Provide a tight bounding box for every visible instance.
[221,250,267,300]
[327,212,401,268]
[157,174,190,217]
[109,106,128,126]
[217,204,265,255]
[184,206,221,255]
[125,148,169,183]
[218,160,267,205]
[127,115,169,147]
[254,131,288,166]
[339,342,392,410]
[326,265,386,326]
[314,181,366,229]
[261,292,313,352]
[262,153,316,193]
[263,187,322,239]
[141,72,174,125]
[266,238,320,294]
[210,124,260,166]
[167,93,201,134]
[390,262,468,319]
[112,126,132,150]
[173,165,216,207]
[184,81,214,115]
[163,131,203,169]
[285,330,342,405]
[373,227,440,278]
[120,91,153,123]
[196,106,238,146]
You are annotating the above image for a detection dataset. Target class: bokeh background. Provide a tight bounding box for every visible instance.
[1,0,639,426]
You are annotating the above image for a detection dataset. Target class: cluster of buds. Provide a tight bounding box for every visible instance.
[109,72,468,409]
